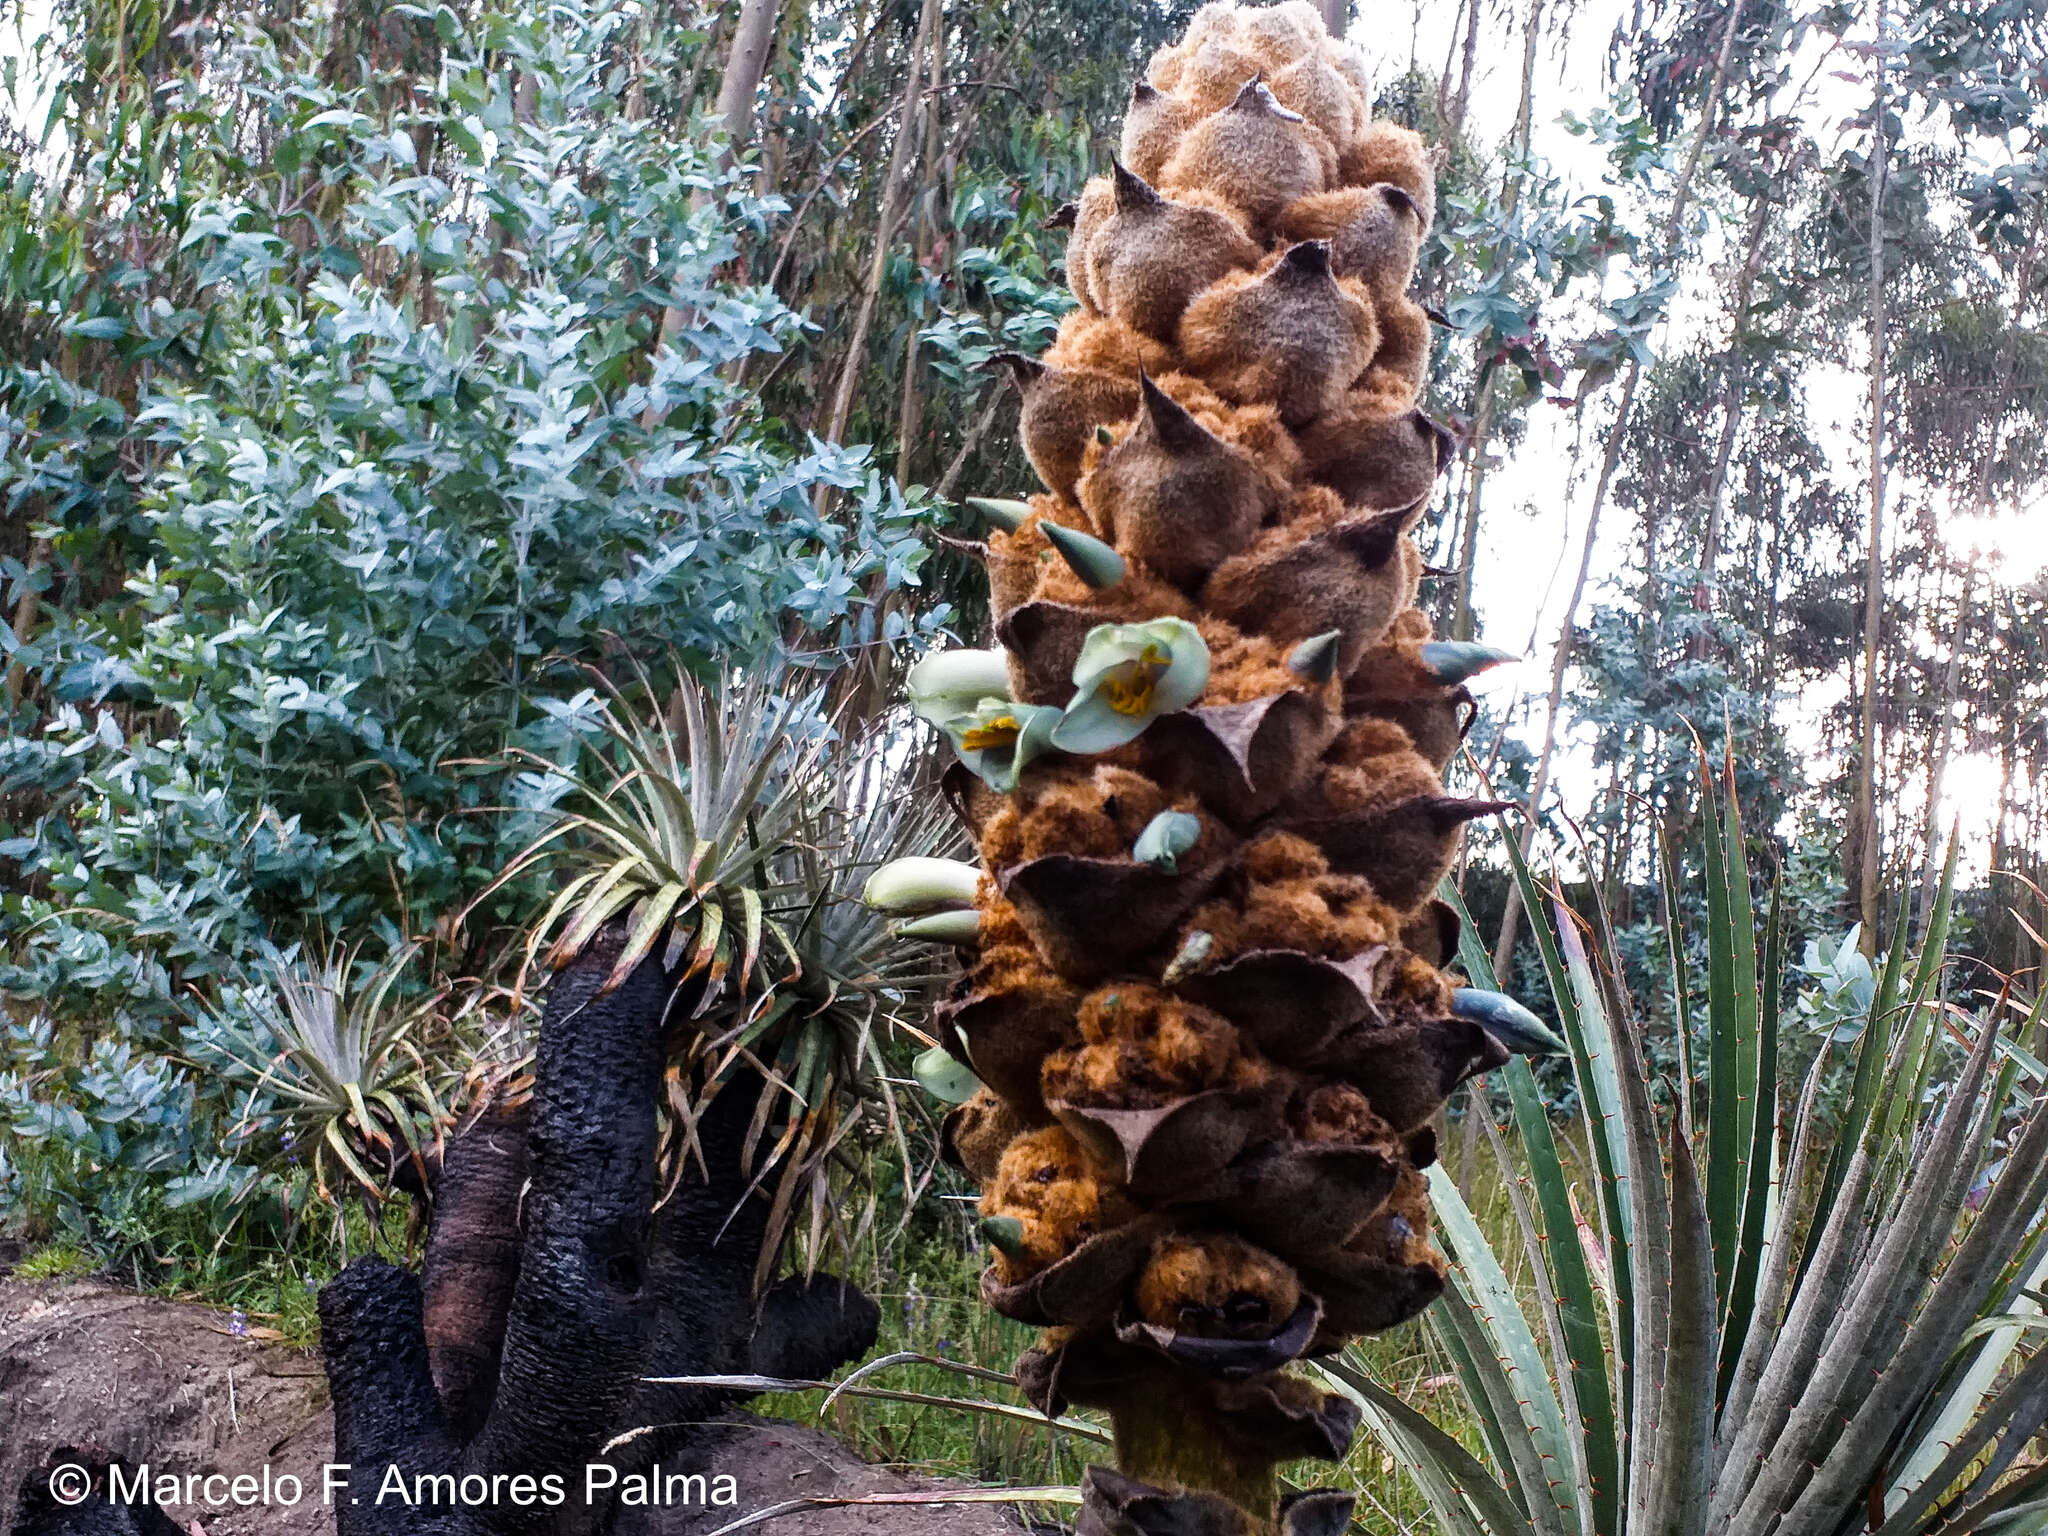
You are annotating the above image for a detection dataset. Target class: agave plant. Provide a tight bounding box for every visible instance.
[496,661,835,1001]
[190,941,447,1208]
[494,661,968,1280]
[682,715,971,1287]
[1328,762,2048,1536]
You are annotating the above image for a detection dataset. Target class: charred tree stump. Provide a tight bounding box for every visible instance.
[13,920,877,1535]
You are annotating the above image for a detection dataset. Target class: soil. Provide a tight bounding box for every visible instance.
[0,1277,1032,1535]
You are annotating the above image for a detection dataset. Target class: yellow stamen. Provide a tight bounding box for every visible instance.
[961,716,1021,751]
[1103,646,1169,716]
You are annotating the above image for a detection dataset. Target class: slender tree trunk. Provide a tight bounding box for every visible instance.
[714,0,784,156]
[1915,571,1969,934]
[643,0,785,423]
[1449,0,1540,640]
[817,0,940,468]
[1492,0,1751,977]
[1694,194,1771,635]
[1451,382,1496,640]
[1451,0,1482,140]
[1854,0,1889,956]
[1318,0,1348,37]
[2,540,49,710]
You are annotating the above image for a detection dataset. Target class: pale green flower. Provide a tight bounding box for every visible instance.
[1050,618,1209,754]
[944,697,1063,793]
[906,648,1014,728]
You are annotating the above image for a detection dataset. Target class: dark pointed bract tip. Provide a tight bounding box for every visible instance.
[1041,519,1127,590]
[1137,370,1221,455]
[1418,640,1519,685]
[1424,796,1518,831]
[1339,506,1409,570]
[1377,182,1425,231]
[1048,201,1079,231]
[987,350,1047,387]
[1288,630,1343,684]
[1112,158,1165,213]
[1424,304,1451,326]
[965,496,1033,532]
[1451,988,1569,1056]
[1232,75,1304,121]
[1410,409,1458,471]
[1132,80,1160,104]
[1278,239,1334,280]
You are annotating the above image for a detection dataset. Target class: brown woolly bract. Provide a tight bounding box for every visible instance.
[1186,832,1401,962]
[1045,305,1176,379]
[1122,84,1198,182]
[1297,387,1445,508]
[1086,181,1264,342]
[1042,984,1251,1107]
[1176,250,1378,428]
[1274,184,1423,295]
[1135,1233,1303,1338]
[979,762,1216,871]
[1201,485,1422,669]
[1287,1082,1393,1146]
[1077,386,1287,588]
[1160,86,1338,234]
[1340,121,1437,229]
[983,1124,1137,1280]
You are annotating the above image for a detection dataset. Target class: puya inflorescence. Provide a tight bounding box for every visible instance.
[867,5,1562,1530]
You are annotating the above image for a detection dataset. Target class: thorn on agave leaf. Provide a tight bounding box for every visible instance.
[913,1045,984,1104]
[1132,809,1202,873]
[1288,630,1343,684]
[965,496,1033,532]
[979,1215,1029,1262]
[1451,988,1568,1055]
[862,856,981,913]
[1042,520,1127,590]
[1418,640,1520,685]
[1161,928,1215,985]
[895,910,984,946]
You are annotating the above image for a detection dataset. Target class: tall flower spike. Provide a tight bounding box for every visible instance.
[890,9,1495,1529]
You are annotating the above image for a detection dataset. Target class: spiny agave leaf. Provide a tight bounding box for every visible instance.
[913,1047,982,1104]
[862,856,980,913]
[1321,1356,1533,1536]
[1451,988,1569,1056]
[1131,809,1202,873]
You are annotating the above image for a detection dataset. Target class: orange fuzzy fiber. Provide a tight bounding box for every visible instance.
[1041,984,1248,1109]
[984,1125,1137,1280]
[1190,833,1400,961]
[1136,1233,1303,1338]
